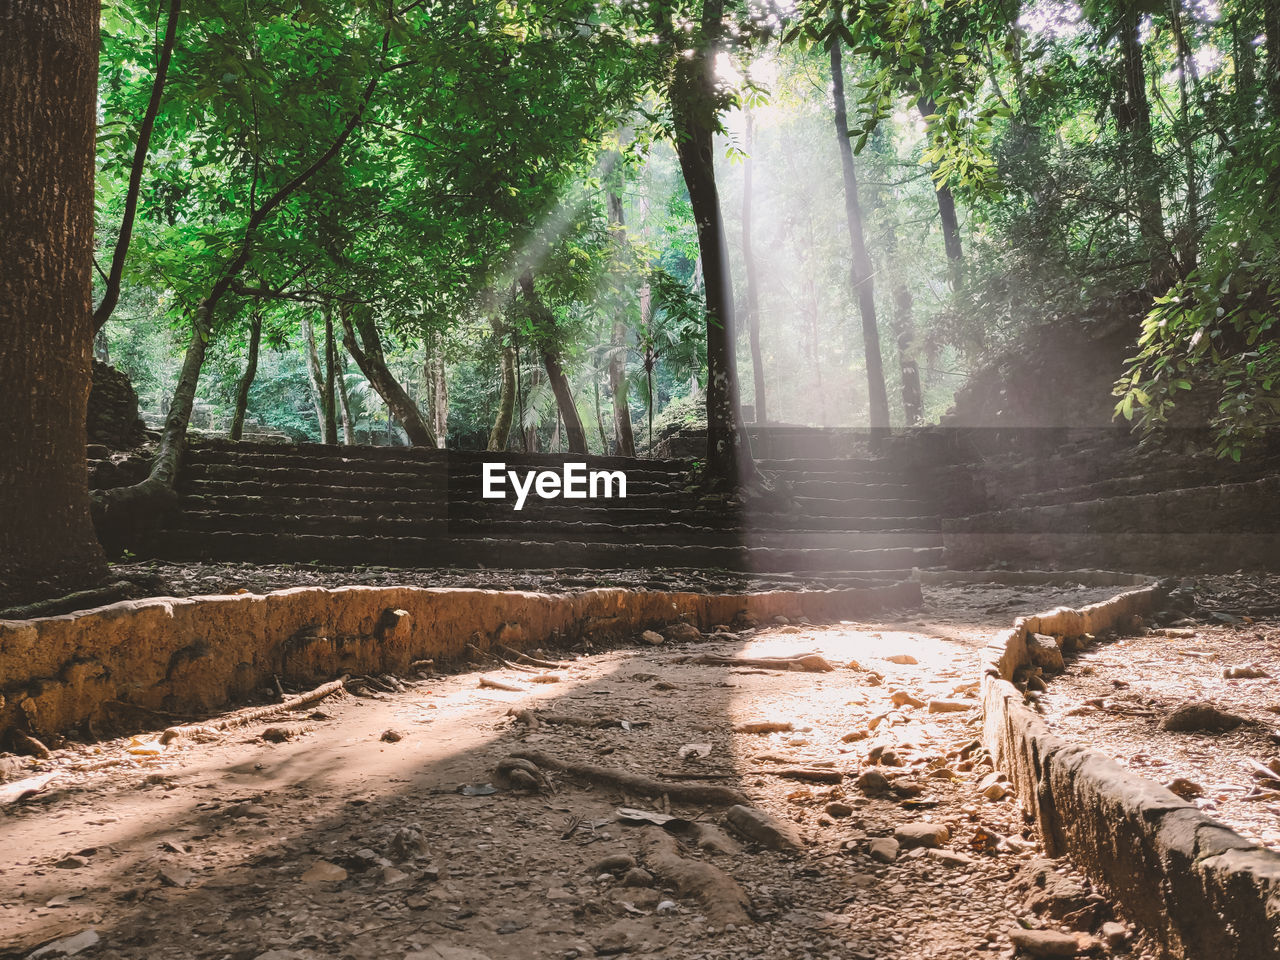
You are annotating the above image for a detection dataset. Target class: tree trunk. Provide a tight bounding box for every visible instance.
[741,111,767,424]
[488,318,516,451]
[0,0,108,604]
[302,315,327,437]
[891,284,923,425]
[518,271,588,455]
[1266,0,1280,112]
[915,96,965,291]
[93,0,180,333]
[830,19,891,431]
[340,304,436,447]
[230,312,262,441]
[426,329,448,448]
[667,5,756,483]
[606,191,637,456]
[1118,1,1172,287]
[323,307,338,444]
[337,361,355,444]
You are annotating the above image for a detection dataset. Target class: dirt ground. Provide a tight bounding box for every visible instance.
[2,583,1158,960]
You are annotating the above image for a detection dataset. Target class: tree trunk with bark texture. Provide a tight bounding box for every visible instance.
[915,96,964,291]
[340,304,436,447]
[667,0,756,482]
[742,111,767,424]
[230,312,262,441]
[302,315,327,436]
[323,307,338,444]
[93,0,180,333]
[518,271,588,455]
[488,318,516,452]
[830,20,890,431]
[337,362,355,444]
[606,192,637,456]
[426,329,448,448]
[0,0,109,605]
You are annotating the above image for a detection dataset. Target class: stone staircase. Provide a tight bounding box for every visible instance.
[131,438,945,583]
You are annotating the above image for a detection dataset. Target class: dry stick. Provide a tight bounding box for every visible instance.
[160,676,349,744]
[508,749,749,806]
[496,644,568,670]
[478,676,524,692]
[683,653,836,673]
[641,827,752,926]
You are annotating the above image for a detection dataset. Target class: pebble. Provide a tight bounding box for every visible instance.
[891,690,926,709]
[641,630,665,645]
[825,802,854,818]
[856,770,891,795]
[893,822,950,849]
[301,860,347,884]
[868,837,899,863]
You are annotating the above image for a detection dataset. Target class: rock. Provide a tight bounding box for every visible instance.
[824,802,853,819]
[88,360,146,448]
[380,729,403,743]
[1100,921,1128,950]
[622,867,653,887]
[893,822,949,849]
[1027,634,1065,673]
[884,654,918,665]
[890,779,925,798]
[301,860,347,884]
[260,726,292,743]
[1008,927,1089,957]
[28,928,100,958]
[928,700,970,714]
[725,804,803,851]
[381,866,409,884]
[656,900,677,914]
[640,630,664,646]
[1161,701,1245,732]
[1015,860,1091,919]
[592,854,637,875]
[1223,664,1270,679]
[890,690,926,709]
[841,729,870,743]
[856,770,891,795]
[387,825,429,861]
[925,848,974,867]
[868,837,899,863]
[664,622,702,643]
[54,855,88,870]
[1165,777,1204,799]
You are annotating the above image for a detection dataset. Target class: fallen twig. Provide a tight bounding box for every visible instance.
[479,676,524,692]
[496,644,568,670]
[680,653,835,673]
[160,676,348,744]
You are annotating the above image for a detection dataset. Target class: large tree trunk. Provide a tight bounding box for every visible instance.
[1118,1,1172,288]
[518,271,588,455]
[340,304,436,447]
[607,191,637,457]
[741,111,767,424]
[0,0,108,605]
[93,0,180,333]
[488,318,516,451]
[230,312,262,441]
[830,19,890,431]
[302,315,327,437]
[323,306,338,444]
[667,2,756,483]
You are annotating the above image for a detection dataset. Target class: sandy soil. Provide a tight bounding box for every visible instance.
[1,584,1157,960]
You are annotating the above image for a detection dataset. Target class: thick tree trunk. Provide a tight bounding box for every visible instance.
[230,312,262,441]
[741,112,767,424]
[607,191,637,457]
[488,318,516,451]
[93,0,180,333]
[668,7,756,483]
[340,304,436,447]
[302,315,327,436]
[915,96,965,291]
[0,0,108,605]
[323,307,338,444]
[830,22,891,431]
[518,271,588,455]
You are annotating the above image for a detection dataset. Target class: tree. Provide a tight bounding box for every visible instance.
[741,110,767,423]
[229,312,262,441]
[0,0,109,605]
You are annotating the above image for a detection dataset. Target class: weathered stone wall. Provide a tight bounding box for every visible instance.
[982,587,1280,959]
[87,360,146,450]
[0,581,919,740]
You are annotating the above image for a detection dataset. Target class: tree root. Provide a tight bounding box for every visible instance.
[496,644,567,670]
[640,827,752,926]
[508,709,651,731]
[680,653,835,672]
[160,676,349,744]
[505,749,748,806]
[478,676,524,692]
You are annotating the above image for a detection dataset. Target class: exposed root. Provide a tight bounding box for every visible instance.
[505,749,749,806]
[160,676,349,744]
[508,709,651,731]
[640,827,753,926]
[496,644,568,670]
[761,767,844,784]
[679,653,835,673]
[733,720,794,734]
[478,676,524,692]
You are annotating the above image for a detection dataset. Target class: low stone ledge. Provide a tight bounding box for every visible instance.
[914,567,1152,588]
[0,580,920,741]
[983,585,1280,958]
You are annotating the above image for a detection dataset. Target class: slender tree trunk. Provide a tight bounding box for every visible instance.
[323,307,338,444]
[606,191,637,456]
[230,312,262,441]
[523,362,541,454]
[302,315,327,436]
[427,329,448,448]
[830,18,891,431]
[594,375,610,452]
[488,318,516,451]
[340,304,436,447]
[1264,0,1280,113]
[891,284,923,425]
[518,271,588,455]
[915,96,965,291]
[667,6,756,483]
[93,0,180,333]
[0,0,108,604]
[742,111,767,424]
[336,359,355,444]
